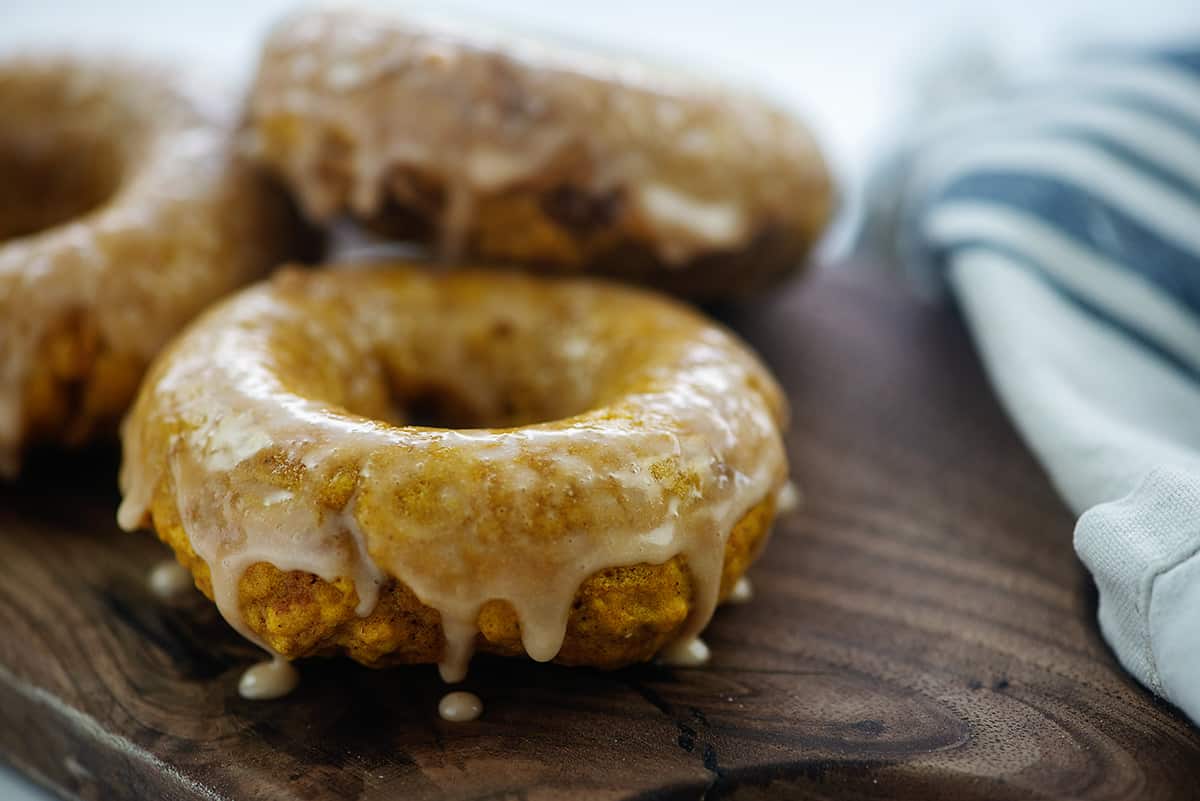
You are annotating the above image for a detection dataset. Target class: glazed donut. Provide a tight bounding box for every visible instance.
[0,55,308,475]
[246,8,833,300]
[119,265,790,678]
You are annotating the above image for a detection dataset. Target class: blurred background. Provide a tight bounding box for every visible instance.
[1,1,1197,798]
[3,0,1198,255]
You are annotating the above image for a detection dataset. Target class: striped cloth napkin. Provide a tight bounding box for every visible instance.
[862,45,1200,724]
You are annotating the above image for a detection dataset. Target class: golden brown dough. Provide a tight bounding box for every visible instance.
[148,484,774,668]
[120,266,790,673]
[0,54,311,475]
[246,8,834,300]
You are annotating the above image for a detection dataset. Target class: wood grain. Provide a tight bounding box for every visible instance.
[1,265,1198,800]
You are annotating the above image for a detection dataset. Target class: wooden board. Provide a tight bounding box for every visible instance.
[1,265,1198,801]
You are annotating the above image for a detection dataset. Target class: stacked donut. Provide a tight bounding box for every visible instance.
[3,9,831,695]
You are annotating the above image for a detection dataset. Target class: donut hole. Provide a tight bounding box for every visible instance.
[294,275,653,431]
[374,331,610,429]
[386,384,487,429]
[0,130,122,242]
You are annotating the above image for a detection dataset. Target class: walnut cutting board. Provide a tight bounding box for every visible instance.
[1,265,1198,801]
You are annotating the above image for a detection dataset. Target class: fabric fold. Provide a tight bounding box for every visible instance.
[862,44,1200,724]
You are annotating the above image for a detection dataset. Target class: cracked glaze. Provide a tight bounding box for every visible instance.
[118,266,789,680]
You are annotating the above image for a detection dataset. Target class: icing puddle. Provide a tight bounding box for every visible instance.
[438,691,484,722]
[657,637,711,668]
[147,559,193,600]
[728,576,753,604]
[238,656,300,700]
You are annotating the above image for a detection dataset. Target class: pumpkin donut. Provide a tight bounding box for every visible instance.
[246,8,833,300]
[0,54,309,476]
[118,265,790,678]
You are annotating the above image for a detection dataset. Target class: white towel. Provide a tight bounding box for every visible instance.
[863,46,1200,724]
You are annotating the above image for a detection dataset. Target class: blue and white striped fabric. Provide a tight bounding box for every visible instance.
[865,45,1200,725]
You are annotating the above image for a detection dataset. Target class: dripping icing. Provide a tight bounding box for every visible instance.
[247,8,823,270]
[728,576,753,604]
[117,272,788,683]
[148,559,193,600]
[239,656,300,700]
[776,480,801,515]
[659,637,710,667]
[438,691,483,722]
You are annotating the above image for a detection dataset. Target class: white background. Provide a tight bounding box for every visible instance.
[1,1,1196,798]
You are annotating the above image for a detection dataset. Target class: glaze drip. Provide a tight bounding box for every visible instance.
[776,480,801,515]
[659,637,710,667]
[438,691,483,722]
[728,576,753,604]
[247,8,831,268]
[118,267,788,680]
[239,656,299,700]
[147,559,193,600]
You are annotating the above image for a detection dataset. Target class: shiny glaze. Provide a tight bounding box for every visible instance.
[438,691,483,722]
[238,657,300,700]
[247,8,831,267]
[148,559,194,600]
[777,480,801,515]
[728,576,754,604]
[0,55,295,475]
[658,637,710,667]
[119,266,789,680]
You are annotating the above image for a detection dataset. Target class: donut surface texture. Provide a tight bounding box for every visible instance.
[119,266,790,677]
[247,8,833,300]
[0,55,308,475]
